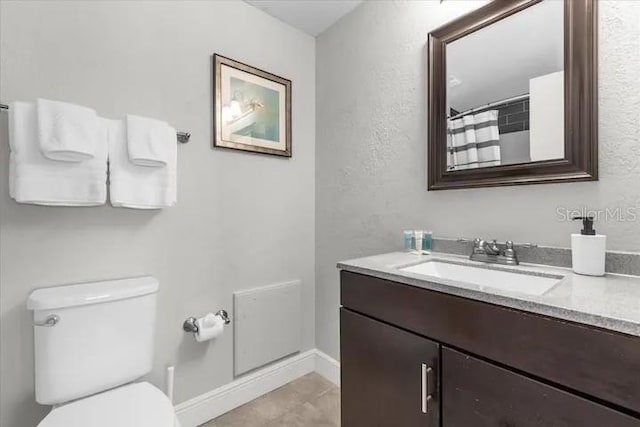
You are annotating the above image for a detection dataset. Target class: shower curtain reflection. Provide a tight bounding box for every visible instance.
[447,110,501,170]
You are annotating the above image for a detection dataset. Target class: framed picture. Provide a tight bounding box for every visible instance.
[213,54,292,157]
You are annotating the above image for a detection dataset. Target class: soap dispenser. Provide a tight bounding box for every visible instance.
[571,216,606,276]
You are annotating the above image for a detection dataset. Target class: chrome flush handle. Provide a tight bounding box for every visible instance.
[34,315,60,327]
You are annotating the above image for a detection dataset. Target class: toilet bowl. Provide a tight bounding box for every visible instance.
[38,382,180,427]
[28,276,180,427]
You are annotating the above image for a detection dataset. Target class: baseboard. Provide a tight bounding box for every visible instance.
[174,349,340,427]
[314,349,341,386]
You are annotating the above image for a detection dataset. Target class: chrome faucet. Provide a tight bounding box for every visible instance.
[459,238,537,265]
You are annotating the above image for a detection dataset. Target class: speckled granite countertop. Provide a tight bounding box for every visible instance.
[338,251,640,338]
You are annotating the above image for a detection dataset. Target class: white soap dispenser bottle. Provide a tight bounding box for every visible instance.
[571,216,606,276]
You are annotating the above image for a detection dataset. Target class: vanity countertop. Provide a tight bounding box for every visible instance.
[338,251,640,337]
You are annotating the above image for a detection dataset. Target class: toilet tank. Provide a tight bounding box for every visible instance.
[27,276,159,405]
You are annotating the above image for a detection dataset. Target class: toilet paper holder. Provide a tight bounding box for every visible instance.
[183,310,231,334]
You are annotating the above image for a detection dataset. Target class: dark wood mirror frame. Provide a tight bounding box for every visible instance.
[427,0,597,191]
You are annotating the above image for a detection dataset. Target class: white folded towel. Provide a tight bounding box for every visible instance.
[107,119,177,209]
[36,98,100,162]
[126,114,173,167]
[9,101,107,206]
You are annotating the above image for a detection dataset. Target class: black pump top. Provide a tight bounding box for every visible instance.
[572,216,596,235]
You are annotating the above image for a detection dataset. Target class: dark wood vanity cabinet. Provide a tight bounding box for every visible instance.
[442,348,639,427]
[340,271,640,427]
[341,308,440,427]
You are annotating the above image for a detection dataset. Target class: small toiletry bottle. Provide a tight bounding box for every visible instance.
[414,230,424,253]
[571,216,606,276]
[422,231,433,253]
[404,230,414,252]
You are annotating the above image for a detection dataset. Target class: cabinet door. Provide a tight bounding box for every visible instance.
[442,347,640,427]
[341,308,440,427]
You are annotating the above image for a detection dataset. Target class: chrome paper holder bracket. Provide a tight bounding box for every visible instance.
[183,310,231,334]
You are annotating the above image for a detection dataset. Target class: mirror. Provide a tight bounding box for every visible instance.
[446,0,564,171]
[428,0,597,190]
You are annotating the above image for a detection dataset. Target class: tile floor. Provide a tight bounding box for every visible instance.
[201,373,340,427]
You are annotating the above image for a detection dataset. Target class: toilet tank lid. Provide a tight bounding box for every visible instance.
[28,276,159,311]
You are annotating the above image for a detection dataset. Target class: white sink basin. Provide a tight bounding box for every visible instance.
[400,260,563,296]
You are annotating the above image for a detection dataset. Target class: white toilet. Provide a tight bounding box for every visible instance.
[27,276,181,427]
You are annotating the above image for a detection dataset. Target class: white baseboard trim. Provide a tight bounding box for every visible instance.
[314,349,340,386]
[175,349,340,427]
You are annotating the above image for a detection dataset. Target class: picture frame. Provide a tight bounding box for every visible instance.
[213,54,292,157]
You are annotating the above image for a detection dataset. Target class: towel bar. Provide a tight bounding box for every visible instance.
[0,102,191,144]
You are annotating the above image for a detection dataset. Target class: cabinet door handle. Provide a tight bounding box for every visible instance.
[421,363,433,414]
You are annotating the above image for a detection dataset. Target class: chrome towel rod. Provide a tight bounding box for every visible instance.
[0,102,190,143]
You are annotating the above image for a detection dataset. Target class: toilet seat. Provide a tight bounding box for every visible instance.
[37,382,180,427]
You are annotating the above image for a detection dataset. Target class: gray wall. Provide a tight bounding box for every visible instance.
[0,1,315,426]
[316,0,640,360]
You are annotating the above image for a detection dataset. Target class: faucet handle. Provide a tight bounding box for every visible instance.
[457,238,476,243]
[507,241,537,248]
[504,241,536,260]
[474,239,487,254]
[504,241,516,258]
[458,237,482,246]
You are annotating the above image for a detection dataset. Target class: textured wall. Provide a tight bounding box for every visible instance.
[0,2,315,426]
[316,0,640,360]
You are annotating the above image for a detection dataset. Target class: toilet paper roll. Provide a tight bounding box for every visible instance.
[195,313,224,342]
